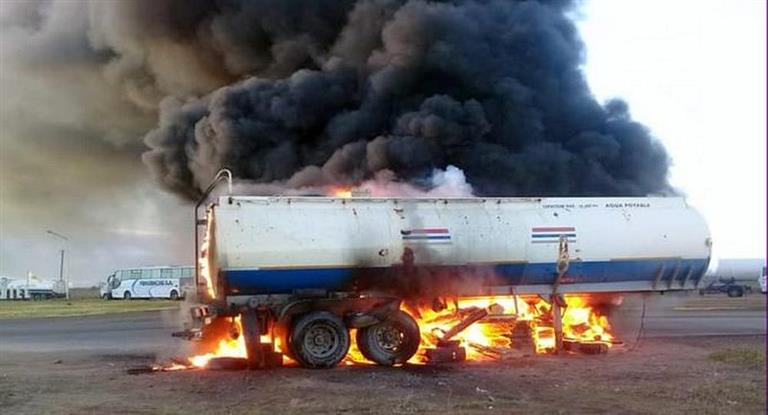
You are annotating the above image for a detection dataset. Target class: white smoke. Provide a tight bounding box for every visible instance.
[355,165,474,197]
[219,165,474,199]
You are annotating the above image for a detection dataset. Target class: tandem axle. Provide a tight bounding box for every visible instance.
[176,292,420,369]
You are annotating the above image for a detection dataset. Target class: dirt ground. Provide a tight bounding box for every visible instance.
[1,335,764,414]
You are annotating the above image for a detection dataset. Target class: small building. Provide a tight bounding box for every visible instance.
[0,274,64,300]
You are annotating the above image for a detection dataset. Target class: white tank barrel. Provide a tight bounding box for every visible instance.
[205,196,711,298]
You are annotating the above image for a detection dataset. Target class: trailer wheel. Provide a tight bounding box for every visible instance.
[356,310,420,366]
[727,286,743,297]
[289,311,349,369]
[123,291,131,300]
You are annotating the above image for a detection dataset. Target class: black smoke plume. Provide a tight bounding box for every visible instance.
[141,0,672,198]
[4,0,673,201]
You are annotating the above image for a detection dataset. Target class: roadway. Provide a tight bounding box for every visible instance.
[0,309,180,352]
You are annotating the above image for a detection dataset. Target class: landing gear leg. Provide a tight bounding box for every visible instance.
[551,294,564,353]
[551,235,570,353]
[241,309,265,369]
[242,309,284,369]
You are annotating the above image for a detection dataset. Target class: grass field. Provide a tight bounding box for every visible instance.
[0,298,180,319]
[678,293,766,310]
[709,347,766,369]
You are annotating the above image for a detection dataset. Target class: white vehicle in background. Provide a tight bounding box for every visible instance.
[100,266,193,300]
[759,266,766,294]
[0,275,65,300]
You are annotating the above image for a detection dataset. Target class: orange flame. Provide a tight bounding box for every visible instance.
[189,316,247,367]
[403,294,614,362]
[187,317,293,368]
[330,186,353,198]
[185,294,614,368]
[199,209,216,299]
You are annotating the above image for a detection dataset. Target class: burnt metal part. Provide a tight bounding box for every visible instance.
[240,309,283,369]
[468,342,524,360]
[552,235,570,295]
[241,309,264,369]
[436,339,461,348]
[439,307,489,342]
[126,366,159,375]
[345,313,380,329]
[171,329,202,340]
[207,357,250,370]
[276,295,400,323]
[562,340,609,355]
[552,295,564,352]
[425,346,467,363]
[508,321,536,354]
[265,348,284,367]
[345,299,400,328]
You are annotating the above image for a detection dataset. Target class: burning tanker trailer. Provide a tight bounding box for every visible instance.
[173,173,711,369]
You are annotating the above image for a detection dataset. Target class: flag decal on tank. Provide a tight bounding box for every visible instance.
[531,226,577,244]
[401,228,451,243]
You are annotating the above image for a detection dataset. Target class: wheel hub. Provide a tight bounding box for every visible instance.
[304,324,339,358]
[374,324,404,352]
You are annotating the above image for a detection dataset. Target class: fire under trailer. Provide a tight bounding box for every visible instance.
[176,170,712,369]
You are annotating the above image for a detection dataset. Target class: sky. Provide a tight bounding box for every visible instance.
[0,0,765,286]
[576,0,766,261]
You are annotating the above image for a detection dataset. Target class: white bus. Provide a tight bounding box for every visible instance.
[100,266,193,300]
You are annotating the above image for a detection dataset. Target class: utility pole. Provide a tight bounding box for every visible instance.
[46,230,70,300]
[59,249,65,283]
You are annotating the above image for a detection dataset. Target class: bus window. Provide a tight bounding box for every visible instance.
[130,269,142,279]
[146,268,161,279]
[183,268,193,278]
[161,268,173,278]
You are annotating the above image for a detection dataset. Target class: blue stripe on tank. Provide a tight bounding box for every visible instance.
[222,258,710,295]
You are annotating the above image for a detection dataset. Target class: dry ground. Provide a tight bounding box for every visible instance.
[1,335,764,414]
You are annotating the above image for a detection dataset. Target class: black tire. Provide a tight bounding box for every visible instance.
[289,311,349,369]
[727,287,743,298]
[280,328,296,361]
[102,294,111,300]
[356,310,420,366]
[123,291,131,300]
[169,290,179,301]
